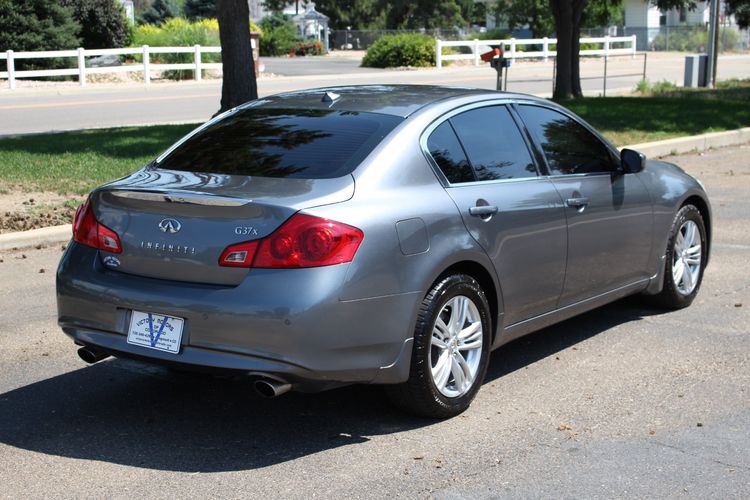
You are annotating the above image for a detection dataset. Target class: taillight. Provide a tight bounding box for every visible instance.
[218,213,363,269]
[72,196,122,254]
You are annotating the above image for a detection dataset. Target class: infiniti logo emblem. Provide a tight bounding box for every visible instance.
[158,218,182,234]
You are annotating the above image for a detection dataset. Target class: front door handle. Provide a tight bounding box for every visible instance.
[565,197,590,208]
[469,205,499,217]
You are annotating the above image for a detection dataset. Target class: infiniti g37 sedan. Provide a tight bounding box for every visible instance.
[57,85,711,418]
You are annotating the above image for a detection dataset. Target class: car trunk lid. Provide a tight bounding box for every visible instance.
[92,169,355,286]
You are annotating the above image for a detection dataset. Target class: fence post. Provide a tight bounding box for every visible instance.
[77,48,86,86]
[543,37,549,62]
[603,54,608,97]
[436,39,442,69]
[473,38,479,66]
[510,38,516,61]
[143,45,150,85]
[604,35,610,58]
[6,50,15,90]
[194,44,202,82]
[631,34,637,59]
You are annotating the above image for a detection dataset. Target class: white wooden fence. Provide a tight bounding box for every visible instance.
[0,45,225,89]
[436,35,637,68]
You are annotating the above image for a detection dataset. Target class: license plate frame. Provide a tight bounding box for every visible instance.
[127,310,184,354]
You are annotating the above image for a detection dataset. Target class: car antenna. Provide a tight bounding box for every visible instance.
[321,91,341,103]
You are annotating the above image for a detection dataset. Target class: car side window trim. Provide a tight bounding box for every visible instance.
[420,100,543,187]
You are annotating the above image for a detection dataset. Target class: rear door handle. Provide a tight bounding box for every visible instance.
[565,197,589,208]
[469,205,499,217]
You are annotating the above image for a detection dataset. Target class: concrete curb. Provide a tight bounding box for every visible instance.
[1,127,749,252]
[628,127,750,158]
[0,224,71,252]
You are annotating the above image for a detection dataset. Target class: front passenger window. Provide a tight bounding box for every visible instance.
[518,105,617,175]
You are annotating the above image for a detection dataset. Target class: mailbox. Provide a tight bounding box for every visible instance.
[481,47,509,91]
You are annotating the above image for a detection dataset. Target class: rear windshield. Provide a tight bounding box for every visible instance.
[155,107,403,179]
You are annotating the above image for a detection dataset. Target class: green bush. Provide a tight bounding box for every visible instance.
[0,0,81,72]
[139,0,179,26]
[259,14,297,57]
[292,41,324,56]
[61,0,132,49]
[652,26,740,52]
[362,33,436,68]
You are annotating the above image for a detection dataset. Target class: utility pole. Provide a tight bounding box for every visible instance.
[705,0,720,88]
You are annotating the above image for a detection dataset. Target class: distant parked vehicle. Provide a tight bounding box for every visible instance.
[57,85,711,418]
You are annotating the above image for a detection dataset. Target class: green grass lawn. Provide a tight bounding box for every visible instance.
[0,81,748,195]
[0,124,196,195]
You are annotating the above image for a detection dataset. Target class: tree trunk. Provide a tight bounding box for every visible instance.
[216,0,257,114]
[551,0,573,98]
[551,0,587,99]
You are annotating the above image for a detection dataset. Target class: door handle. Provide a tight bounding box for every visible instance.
[469,205,499,217]
[565,197,589,208]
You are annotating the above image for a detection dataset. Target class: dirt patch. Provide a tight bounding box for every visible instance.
[0,190,84,234]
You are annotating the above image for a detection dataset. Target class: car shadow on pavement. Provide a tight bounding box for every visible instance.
[0,296,666,473]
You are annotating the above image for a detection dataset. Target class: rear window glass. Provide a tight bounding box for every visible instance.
[155,108,403,179]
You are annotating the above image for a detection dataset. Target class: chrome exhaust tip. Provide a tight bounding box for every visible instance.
[77,346,110,364]
[253,378,292,398]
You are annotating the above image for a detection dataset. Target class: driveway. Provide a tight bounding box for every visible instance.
[0,145,748,498]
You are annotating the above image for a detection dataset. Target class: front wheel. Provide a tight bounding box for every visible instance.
[649,204,708,309]
[386,274,491,418]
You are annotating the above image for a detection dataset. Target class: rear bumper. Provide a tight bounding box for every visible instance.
[57,243,418,389]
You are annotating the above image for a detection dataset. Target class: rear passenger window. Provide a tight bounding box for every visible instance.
[517,104,617,175]
[450,106,537,181]
[426,121,475,184]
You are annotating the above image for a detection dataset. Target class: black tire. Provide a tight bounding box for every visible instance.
[648,204,707,310]
[386,273,492,419]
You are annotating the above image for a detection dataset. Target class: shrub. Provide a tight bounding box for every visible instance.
[139,0,179,26]
[61,0,132,49]
[291,41,324,56]
[652,26,740,52]
[362,33,436,68]
[0,0,81,72]
[259,13,297,57]
[184,0,215,21]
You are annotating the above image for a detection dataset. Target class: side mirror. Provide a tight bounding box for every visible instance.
[620,148,646,174]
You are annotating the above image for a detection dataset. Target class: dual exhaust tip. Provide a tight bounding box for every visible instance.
[77,346,291,398]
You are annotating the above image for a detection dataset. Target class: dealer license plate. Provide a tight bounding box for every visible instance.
[127,310,184,354]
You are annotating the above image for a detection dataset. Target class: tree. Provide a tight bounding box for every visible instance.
[493,0,555,37]
[61,0,131,48]
[139,0,179,25]
[216,0,257,114]
[384,0,464,30]
[314,0,387,30]
[0,0,80,71]
[184,0,216,20]
[726,0,750,28]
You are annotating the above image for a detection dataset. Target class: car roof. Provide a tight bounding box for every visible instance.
[248,84,539,118]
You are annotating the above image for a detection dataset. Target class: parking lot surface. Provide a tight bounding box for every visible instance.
[0,145,748,498]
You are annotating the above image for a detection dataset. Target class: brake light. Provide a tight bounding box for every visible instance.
[218,213,363,268]
[72,196,122,254]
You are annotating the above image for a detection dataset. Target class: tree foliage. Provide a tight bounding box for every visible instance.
[0,0,81,70]
[61,0,131,49]
[140,0,180,25]
[384,0,464,30]
[184,0,216,20]
[726,0,750,28]
[313,0,386,30]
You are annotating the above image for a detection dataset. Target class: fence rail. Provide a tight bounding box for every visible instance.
[436,35,637,68]
[0,45,231,89]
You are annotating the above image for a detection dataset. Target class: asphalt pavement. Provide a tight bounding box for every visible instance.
[0,144,748,498]
[1,53,749,135]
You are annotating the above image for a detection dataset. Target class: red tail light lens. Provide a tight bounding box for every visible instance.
[218,213,363,269]
[72,196,122,254]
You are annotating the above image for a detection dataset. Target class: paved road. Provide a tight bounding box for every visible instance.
[1,53,749,135]
[0,145,748,498]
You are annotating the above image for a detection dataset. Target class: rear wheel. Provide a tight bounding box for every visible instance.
[387,274,491,418]
[649,204,707,309]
